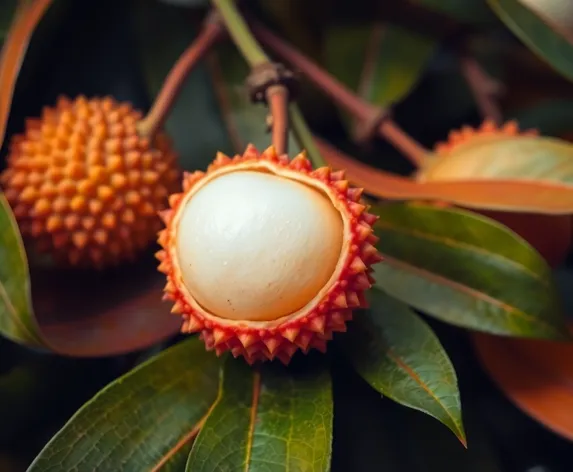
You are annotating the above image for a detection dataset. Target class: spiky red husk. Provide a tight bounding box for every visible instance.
[433,119,538,156]
[156,145,382,364]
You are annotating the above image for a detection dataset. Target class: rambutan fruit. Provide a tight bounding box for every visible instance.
[418,120,570,267]
[0,95,181,269]
[156,145,382,364]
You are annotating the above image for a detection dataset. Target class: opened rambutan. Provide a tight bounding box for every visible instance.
[418,119,570,267]
[0,95,181,269]
[156,145,382,364]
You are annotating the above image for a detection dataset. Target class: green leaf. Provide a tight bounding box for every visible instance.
[323,23,437,130]
[371,202,569,339]
[509,99,573,137]
[345,289,465,445]
[412,0,497,25]
[187,356,333,472]
[0,193,43,348]
[0,1,18,40]
[487,0,573,82]
[27,337,221,471]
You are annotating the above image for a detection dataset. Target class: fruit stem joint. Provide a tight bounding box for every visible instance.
[245,62,299,105]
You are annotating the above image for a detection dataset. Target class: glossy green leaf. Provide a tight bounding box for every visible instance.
[323,24,437,118]
[0,193,43,348]
[487,0,573,82]
[27,337,221,471]
[345,289,465,444]
[371,202,569,339]
[412,0,496,25]
[420,135,573,183]
[187,356,333,472]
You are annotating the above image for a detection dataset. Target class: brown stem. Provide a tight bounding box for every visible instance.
[267,85,289,155]
[249,19,431,168]
[137,16,224,138]
[459,56,504,125]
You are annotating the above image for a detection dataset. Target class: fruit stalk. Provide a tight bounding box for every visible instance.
[137,12,224,138]
[458,56,503,125]
[211,0,290,155]
[249,19,431,168]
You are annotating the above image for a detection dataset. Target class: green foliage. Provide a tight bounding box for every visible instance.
[187,357,333,471]
[487,0,573,82]
[345,289,465,444]
[28,337,221,471]
[372,202,568,339]
[0,0,572,470]
[0,194,43,348]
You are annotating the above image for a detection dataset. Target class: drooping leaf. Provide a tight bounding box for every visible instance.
[0,193,43,348]
[323,24,437,133]
[0,0,54,148]
[28,337,221,471]
[316,136,573,214]
[371,202,569,339]
[187,356,333,472]
[344,289,465,444]
[487,0,573,82]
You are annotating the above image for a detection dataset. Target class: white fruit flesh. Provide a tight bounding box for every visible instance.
[175,170,343,321]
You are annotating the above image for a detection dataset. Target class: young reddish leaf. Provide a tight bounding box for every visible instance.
[0,0,53,148]
[487,0,573,82]
[186,357,333,472]
[371,202,569,340]
[28,337,221,471]
[473,324,573,442]
[345,288,466,445]
[316,136,573,214]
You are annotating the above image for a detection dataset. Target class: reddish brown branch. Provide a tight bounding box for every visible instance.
[138,16,224,137]
[267,85,289,155]
[249,19,430,168]
[459,56,504,125]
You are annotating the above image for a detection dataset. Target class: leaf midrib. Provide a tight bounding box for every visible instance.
[384,345,463,442]
[375,218,547,284]
[380,255,558,332]
[244,370,261,472]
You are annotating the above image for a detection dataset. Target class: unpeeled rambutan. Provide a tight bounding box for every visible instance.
[156,145,382,364]
[0,95,181,269]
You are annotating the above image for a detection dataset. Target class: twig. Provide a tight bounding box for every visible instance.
[458,56,504,125]
[211,0,291,155]
[289,104,326,168]
[249,19,431,168]
[137,13,224,137]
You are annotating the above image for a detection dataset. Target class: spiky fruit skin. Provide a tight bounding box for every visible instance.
[157,145,382,365]
[0,95,180,269]
[424,120,570,267]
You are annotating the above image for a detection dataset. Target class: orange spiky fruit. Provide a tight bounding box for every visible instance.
[419,120,570,267]
[0,95,181,269]
[156,145,382,364]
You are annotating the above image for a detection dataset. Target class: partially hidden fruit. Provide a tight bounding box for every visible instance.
[157,145,382,364]
[419,120,570,267]
[0,95,180,269]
